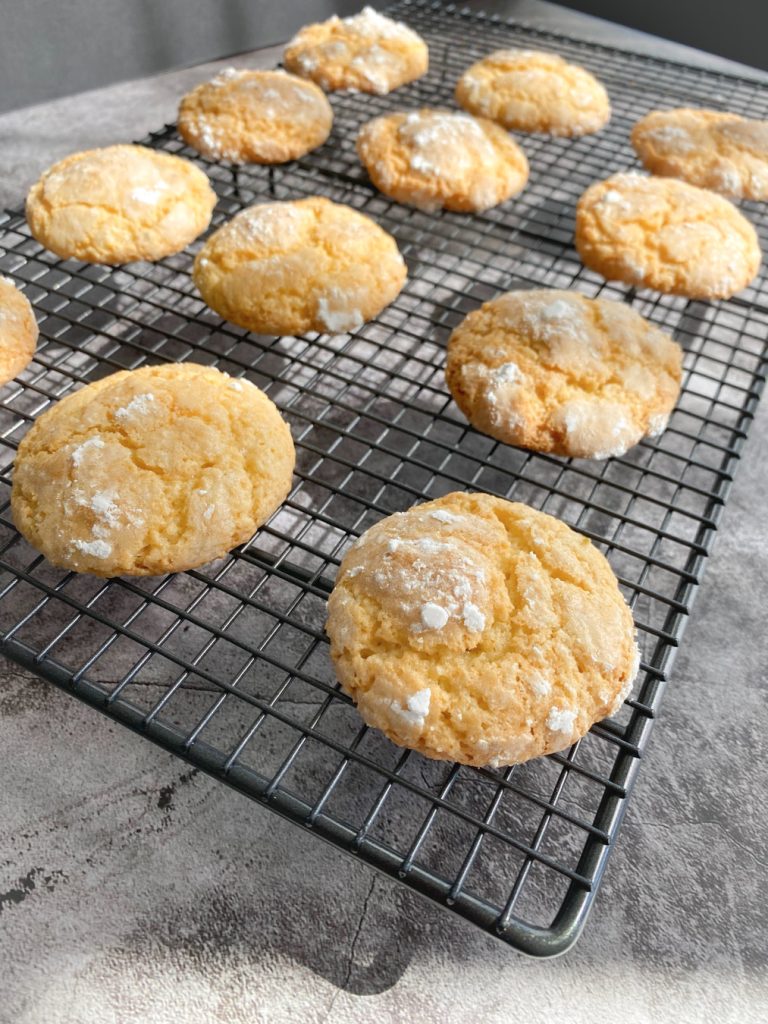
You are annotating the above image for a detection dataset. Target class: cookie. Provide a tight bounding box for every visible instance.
[356,108,529,212]
[0,277,38,387]
[445,289,681,459]
[327,491,639,767]
[631,108,768,200]
[11,363,295,577]
[284,6,428,95]
[178,68,333,164]
[193,197,407,335]
[575,172,761,299]
[26,145,217,264]
[455,49,610,137]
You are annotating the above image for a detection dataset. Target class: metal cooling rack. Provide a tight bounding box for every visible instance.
[1,0,767,958]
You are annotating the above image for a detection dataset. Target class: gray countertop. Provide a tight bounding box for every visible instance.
[1,3,767,1022]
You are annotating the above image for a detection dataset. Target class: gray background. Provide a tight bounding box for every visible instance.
[0,0,384,114]
[2,0,768,114]
[557,0,768,71]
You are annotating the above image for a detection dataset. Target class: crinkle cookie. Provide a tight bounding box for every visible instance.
[11,363,295,577]
[455,49,610,136]
[575,172,761,298]
[327,491,639,767]
[26,145,217,264]
[178,68,333,164]
[631,108,768,200]
[356,108,529,212]
[0,276,38,386]
[193,197,407,335]
[445,289,682,459]
[284,6,428,94]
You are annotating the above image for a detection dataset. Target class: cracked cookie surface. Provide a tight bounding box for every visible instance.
[0,276,38,387]
[178,68,333,164]
[356,108,529,212]
[455,49,610,136]
[575,172,761,298]
[326,491,639,767]
[193,196,407,336]
[284,6,428,94]
[26,144,217,264]
[445,289,682,459]
[11,363,295,577]
[631,108,768,200]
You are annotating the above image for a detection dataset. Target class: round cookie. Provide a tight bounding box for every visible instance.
[356,108,529,212]
[455,49,610,137]
[327,491,639,767]
[26,145,217,265]
[178,68,333,164]
[193,197,407,335]
[631,108,768,200]
[284,6,428,95]
[446,290,681,459]
[575,172,761,299]
[11,363,295,577]
[0,277,38,386]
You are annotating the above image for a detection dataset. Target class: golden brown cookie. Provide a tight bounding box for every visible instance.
[445,289,682,459]
[193,197,407,335]
[26,145,217,264]
[284,6,428,94]
[575,172,761,298]
[327,491,639,767]
[11,363,295,577]
[356,108,529,212]
[0,276,38,386]
[631,108,768,200]
[178,68,333,164]
[455,49,610,136]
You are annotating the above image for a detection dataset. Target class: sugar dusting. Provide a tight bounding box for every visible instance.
[68,435,146,561]
[644,122,695,153]
[71,436,105,466]
[317,290,364,334]
[114,392,156,421]
[420,602,449,629]
[397,110,497,182]
[547,706,576,733]
[550,398,638,459]
[647,411,669,437]
[429,509,462,524]
[349,515,490,637]
[231,202,307,249]
[130,185,167,205]
[529,671,551,697]
[287,6,423,94]
[73,538,112,559]
[389,686,431,729]
[462,602,485,631]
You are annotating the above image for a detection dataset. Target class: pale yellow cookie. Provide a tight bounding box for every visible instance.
[446,289,681,459]
[11,363,295,577]
[178,68,333,164]
[356,108,529,212]
[193,197,407,335]
[0,277,38,386]
[26,145,217,265]
[455,49,610,136]
[327,491,639,767]
[575,172,761,299]
[631,108,768,200]
[284,6,428,94]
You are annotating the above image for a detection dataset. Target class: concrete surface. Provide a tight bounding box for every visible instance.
[1,3,767,1023]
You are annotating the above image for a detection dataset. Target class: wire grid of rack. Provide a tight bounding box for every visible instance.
[1,1,767,958]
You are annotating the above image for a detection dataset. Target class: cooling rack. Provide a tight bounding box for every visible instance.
[1,0,767,957]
